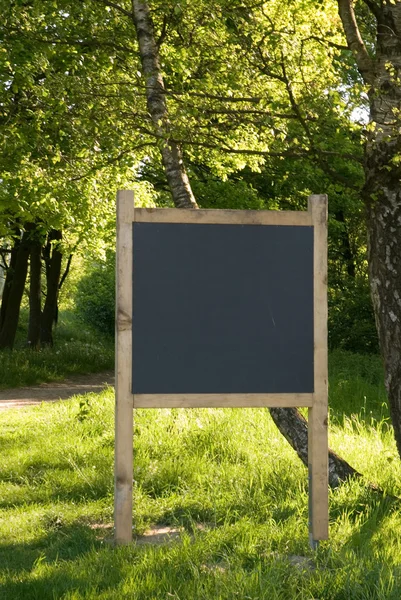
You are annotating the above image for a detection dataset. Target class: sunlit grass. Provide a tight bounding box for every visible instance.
[0,353,400,599]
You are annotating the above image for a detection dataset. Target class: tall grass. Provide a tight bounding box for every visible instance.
[0,352,400,599]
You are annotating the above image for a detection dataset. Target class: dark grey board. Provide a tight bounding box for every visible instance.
[132,222,314,394]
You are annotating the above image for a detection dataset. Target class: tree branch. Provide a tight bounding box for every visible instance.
[156,13,169,47]
[27,36,135,54]
[97,0,133,18]
[136,125,363,164]
[180,138,362,163]
[70,142,155,181]
[167,90,263,103]
[305,35,349,51]
[200,108,315,120]
[337,0,375,85]
[0,249,10,271]
[58,254,73,291]
[361,0,381,21]
[314,153,363,190]
[280,53,313,143]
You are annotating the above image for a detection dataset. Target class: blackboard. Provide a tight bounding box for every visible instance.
[132,222,314,395]
[115,193,328,547]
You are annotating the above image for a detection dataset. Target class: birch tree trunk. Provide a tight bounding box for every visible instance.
[131,0,198,209]
[338,0,401,459]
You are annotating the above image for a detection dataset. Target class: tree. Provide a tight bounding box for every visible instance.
[337,0,401,458]
[0,0,151,347]
[119,0,368,486]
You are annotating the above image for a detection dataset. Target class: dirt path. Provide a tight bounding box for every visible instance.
[0,371,115,411]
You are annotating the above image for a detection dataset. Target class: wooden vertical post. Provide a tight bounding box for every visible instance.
[308,194,329,546]
[115,190,135,545]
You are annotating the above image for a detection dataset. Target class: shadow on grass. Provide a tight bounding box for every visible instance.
[344,493,399,551]
[137,497,299,535]
[0,478,112,510]
[329,482,400,555]
[0,522,125,600]
[0,523,98,574]
[1,490,399,600]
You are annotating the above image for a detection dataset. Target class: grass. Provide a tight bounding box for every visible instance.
[0,310,114,389]
[1,351,401,599]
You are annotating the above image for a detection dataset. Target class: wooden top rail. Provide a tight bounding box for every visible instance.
[134,207,313,226]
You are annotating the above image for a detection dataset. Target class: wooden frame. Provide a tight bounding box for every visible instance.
[115,191,328,546]
[308,195,329,544]
[114,190,135,545]
[134,207,313,226]
[134,393,313,408]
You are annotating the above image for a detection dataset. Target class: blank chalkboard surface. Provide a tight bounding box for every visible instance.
[132,222,314,394]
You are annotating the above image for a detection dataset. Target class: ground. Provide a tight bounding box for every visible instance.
[0,370,115,410]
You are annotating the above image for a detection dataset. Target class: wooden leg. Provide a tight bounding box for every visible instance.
[114,392,133,544]
[308,195,329,546]
[114,190,135,545]
[308,405,328,546]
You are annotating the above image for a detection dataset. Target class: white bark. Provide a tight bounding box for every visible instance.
[132,0,198,208]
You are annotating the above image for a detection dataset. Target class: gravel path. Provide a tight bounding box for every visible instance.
[0,371,115,411]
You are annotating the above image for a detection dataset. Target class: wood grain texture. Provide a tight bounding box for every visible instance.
[134,207,313,226]
[308,194,329,542]
[133,393,314,408]
[115,190,135,545]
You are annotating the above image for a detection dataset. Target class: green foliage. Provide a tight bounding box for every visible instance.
[193,177,265,210]
[0,352,400,599]
[329,278,378,354]
[74,254,115,338]
[1,0,368,351]
[0,0,363,211]
[0,1,156,255]
[0,310,113,389]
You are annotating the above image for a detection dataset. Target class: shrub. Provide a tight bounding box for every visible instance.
[75,254,115,337]
[329,277,378,354]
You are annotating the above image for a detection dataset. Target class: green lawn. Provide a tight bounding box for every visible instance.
[0,352,400,599]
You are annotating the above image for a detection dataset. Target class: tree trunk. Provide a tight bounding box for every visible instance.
[59,254,73,292]
[269,408,361,488]
[27,235,42,349]
[0,232,20,332]
[41,229,62,346]
[0,229,30,349]
[338,0,401,460]
[364,59,401,457]
[334,210,355,278]
[367,195,401,458]
[132,0,198,209]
